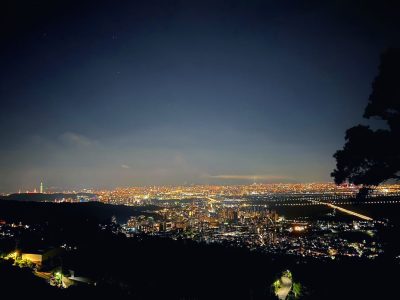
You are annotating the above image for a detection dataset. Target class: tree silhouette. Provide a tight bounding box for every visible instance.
[332,48,400,186]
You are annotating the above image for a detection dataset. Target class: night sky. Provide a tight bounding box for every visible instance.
[1,1,399,192]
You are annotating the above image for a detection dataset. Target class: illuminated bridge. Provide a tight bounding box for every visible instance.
[309,199,373,221]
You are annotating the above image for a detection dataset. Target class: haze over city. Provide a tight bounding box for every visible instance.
[1,1,399,192]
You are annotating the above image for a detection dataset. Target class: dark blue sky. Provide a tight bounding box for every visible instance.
[1,1,399,192]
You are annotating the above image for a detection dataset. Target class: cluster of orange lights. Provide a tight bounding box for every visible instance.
[293,225,306,232]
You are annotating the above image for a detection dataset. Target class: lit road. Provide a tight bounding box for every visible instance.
[310,200,373,221]
[206,197,219,203]
[35,271,51,280]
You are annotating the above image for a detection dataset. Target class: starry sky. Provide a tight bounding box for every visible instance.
[1,0,399,192]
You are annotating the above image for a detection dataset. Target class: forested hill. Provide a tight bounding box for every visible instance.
[0,200,158,224]
[2,192,96,202]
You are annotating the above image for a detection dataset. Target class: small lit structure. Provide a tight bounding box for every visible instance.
[20,248,61,266]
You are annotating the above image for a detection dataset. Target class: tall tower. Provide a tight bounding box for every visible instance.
[40,182,44,194]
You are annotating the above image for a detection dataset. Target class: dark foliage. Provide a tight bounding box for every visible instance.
[332,48,400,186]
